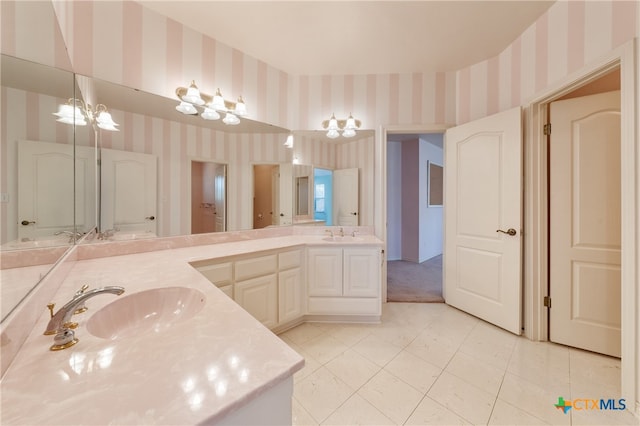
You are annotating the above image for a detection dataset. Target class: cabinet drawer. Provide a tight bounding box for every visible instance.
[235,254,277,281]
[279,250,301,270]
[196,262,232,287]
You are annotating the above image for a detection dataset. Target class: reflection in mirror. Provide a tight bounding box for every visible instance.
[191,161,226,234]
[290,130,376,227]
[0,55,78,322]
[252,163,292,228]
[82,76,291,238]
[295,177,309,215]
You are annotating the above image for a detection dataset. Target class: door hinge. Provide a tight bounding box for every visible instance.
[543,123,551,135]
[543,296,551,308]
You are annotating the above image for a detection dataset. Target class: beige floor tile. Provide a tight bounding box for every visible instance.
[498,372,571,425]
[383,350,442,394]
[488,399,549,425]
[405,396,472,426]
[351,333,404,367]
[428,371,496,425]
[507,338,571,388]
[280,322,327,345]
[298,333,349,365]
[445,351,505,397]
[283,302,629,426]
[321,394,395,426]
[357,369,424,424]
[404,329,458,369]
[458,320,517,370]
[294,367,353,424]
[292,397,319,426]
[324,349,380,391]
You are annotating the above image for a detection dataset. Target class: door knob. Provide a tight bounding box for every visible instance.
[351,212,357,216]
[21,220,36,226]
[496,228,517,236]
[145,216,155,221]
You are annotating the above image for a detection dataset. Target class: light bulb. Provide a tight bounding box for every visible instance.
[182,81,204,105]
[201,107,220,120]
[222,112,240,125]
[326,129,340,139]
[176,101,198,115]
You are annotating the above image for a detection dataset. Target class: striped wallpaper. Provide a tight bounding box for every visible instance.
[455,0,638,124]
[3,1,638,134]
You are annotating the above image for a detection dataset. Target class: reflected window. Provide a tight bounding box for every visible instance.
[315,184,325,213]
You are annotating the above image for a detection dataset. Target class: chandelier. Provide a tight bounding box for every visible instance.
[321,113,360,139]
[175,80,247,125]
[53,99,119,131]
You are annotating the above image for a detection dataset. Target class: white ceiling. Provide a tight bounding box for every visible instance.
[138,0,555,76]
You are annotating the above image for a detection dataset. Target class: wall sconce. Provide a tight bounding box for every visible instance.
[175,80,247,125]
[53,99,119,131]
[321,113,360,139]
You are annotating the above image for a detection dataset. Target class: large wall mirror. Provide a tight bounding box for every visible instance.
[0,0,376,325]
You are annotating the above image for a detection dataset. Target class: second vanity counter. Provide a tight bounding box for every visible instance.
[0,233,382,425]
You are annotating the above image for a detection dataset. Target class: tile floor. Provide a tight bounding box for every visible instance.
[278,303,638,426]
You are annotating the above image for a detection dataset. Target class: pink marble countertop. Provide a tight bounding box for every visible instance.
[0,234,382,425]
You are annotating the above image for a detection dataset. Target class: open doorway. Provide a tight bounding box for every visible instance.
[386,133,444,302]
[547,69,621,357]
[191,160,226,234]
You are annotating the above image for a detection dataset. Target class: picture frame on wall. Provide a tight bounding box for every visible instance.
[428,161,443,207]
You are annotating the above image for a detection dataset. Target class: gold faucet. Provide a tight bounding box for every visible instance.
[44,286,124,351]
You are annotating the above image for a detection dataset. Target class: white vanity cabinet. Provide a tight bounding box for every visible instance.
[192,249,304,330]
[307,246,381,316]
[195,262,233,298]
[234,254,279,328]
[278,250,304,324]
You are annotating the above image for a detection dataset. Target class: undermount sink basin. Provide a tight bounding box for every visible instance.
[322,235,364,243]
[87,287,206,340]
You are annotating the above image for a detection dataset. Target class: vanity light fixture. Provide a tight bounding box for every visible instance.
[321,113,360,139]
[53,99,119,131]
[175,81,247,125]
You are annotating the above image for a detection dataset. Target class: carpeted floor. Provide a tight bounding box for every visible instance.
[387,255,444,302]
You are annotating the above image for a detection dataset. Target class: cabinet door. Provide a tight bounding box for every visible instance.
[278,268,303,324]
[235,274,278,328]
[196,262,233,287]
[343,248,380,298]
[308,248,342,297]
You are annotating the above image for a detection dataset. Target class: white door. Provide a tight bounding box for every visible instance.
[101,148,157,234]
[549,91,621,357]
[270,164,292,226]
[214,163,226,232]
[444,107,523,335]
[333,168,359,226]
[18,140,76,239]
[278,163,293,225]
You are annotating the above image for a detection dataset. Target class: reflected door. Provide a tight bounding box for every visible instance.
[18,140,90,240]
[333,168,359,226]
[101,148,157,234]
[549,91,621,357]
[214,164,226,232]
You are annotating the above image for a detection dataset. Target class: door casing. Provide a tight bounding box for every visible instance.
[524,40,637,410]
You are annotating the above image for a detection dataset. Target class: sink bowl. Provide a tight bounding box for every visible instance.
[322,235,365,243]
[87,287,206,340]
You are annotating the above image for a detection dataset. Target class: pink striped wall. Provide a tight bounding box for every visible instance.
[455,0,638,124]
[5,1,639,133]
[1,1,71,71]
[45,1,457,131]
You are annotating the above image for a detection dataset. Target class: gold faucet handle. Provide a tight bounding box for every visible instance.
[73,284,90,314]
[63,321,78,330]
[46,303,55,319]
